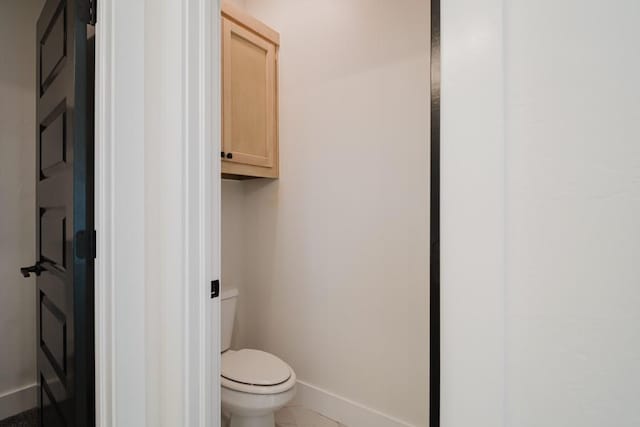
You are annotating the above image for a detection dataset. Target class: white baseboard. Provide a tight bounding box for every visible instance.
[0,383,37,420]
[292,380,415,427]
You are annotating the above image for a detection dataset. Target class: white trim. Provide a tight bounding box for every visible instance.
[211,0,223,423]
[96,0,219,425]
[293,381,415,427]
[95,0,219,423]
[94,2,114,424]
[0,384,37,420]
[441,0,506,426]
[183,0,219,425]
[95,0,146,425]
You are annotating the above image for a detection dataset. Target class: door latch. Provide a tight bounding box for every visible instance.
[211,280,220,299]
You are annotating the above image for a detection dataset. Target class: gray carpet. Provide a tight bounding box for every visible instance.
[0,408,38,427]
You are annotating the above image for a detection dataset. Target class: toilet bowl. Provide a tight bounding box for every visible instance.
[221,349,296,427]
[220,290,296,427]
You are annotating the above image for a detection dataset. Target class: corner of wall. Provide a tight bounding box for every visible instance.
[0,384,37,421]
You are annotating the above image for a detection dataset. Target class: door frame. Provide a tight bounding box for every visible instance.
[430,0,441,426]
[94,0,220,425]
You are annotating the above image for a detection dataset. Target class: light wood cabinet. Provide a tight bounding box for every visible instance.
[221,2,280,179]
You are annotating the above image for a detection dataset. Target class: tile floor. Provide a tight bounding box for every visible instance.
[1,404,343,427]
[275,405,346,427]
[223,404,346,427]
[0,408,38,427]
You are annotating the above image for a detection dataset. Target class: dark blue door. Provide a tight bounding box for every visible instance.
[28,0,95,425]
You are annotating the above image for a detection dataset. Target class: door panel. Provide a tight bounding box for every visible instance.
[41,378,65,427]
[35,0,94,425]
[40,3,67,94]
[40,107,67,176]
[230,30,268,158]
[40,208,67,268]
[40,294,68,377]
[222,17,276,168]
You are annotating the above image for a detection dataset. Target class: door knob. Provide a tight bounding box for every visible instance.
[226,152,233,159]
[221,151,225,158]
[20,262,45,278]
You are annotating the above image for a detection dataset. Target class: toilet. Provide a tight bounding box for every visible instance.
[220,289,296,427]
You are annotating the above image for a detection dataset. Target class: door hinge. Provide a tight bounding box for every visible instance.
[89,0,97,25]
[75,230,97,260]
[79,0,97,25]
[211,280,220,299]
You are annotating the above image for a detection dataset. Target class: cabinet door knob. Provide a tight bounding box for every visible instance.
[221,151,225,158]
[226,152,233,159]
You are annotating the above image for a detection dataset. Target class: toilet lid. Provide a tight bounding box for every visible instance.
[222,349,291,386]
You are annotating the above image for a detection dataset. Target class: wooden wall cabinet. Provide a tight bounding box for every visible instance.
[221,2,280,179]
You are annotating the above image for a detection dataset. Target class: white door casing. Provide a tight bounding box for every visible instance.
[95,0,221,426]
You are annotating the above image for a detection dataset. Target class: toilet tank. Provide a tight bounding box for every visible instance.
[220,288,238,352]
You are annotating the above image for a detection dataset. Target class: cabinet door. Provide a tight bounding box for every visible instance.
[222,17,276,168]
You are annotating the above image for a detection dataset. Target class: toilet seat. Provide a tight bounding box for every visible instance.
[222,349,296,395]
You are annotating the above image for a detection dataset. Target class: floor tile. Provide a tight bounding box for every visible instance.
[276,405,340,427]
[0,408,38,427]
[223,403,342,427]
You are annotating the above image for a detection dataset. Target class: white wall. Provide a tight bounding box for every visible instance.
[221,180,251,349]
[0,0,43,418]
[221,1,430,425]
[504,1,640,425]
[442,1,640,426]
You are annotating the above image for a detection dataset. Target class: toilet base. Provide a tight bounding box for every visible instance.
[221,384,296,427]
[229,413,274,427]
